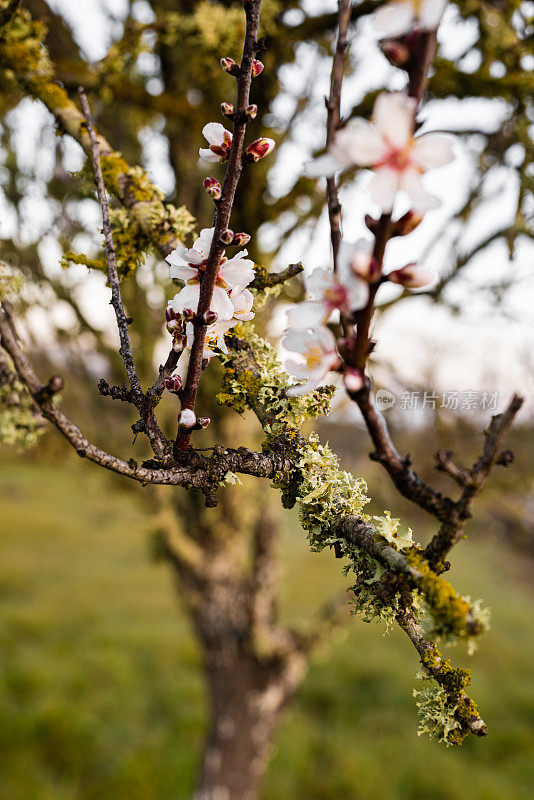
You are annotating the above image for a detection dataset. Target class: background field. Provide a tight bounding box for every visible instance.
[1,451,533,800]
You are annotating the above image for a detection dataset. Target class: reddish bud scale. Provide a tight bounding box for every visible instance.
[221,102,235,118]
[204,311,218,325]
[245,137,275,162]
[393,209,425,236]
[220,57,240,76]
[196,417,211,430]
[251,59,264,77]
[164,375,182,393]
[182,308,195,321]
[244,104,258,120]
[381,39,410,68]
[232,232,251,246]
[219,228,234,245]
[203,177,222,200]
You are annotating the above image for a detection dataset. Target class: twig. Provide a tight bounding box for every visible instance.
[176,0,264,453]
[250,262,303,290]
[424,394,524,568]
[78,86,169,459]
[78,87,142,402]
[325,0,352,273]
[397,608,487,738]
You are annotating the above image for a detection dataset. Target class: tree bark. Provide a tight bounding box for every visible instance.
[194,648,302,800]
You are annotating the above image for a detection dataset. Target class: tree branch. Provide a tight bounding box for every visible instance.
[175,0,264,452]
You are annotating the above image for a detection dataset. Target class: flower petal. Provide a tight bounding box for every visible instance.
[169,263,199,281]
[306,268,334,299]
[287,301,327,329]
[400,167,441,211]
[332,119,389,167]
[220,257,255,288]
[373,92,416,150]
[173,348,191,384]
[420,0,447,29]
[194,227,215,255]
[367,166,400,211]
[282,328,315,354]
[199,148,223,163]
[347,277,370,311]
[170,283,201,313]
[210,286,235,320]
[374,2,415,37]
[202,122,226,146]
[413,133,454,170]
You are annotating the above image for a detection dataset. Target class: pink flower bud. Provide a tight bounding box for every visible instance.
[220,57,239,76]
[381,39,410,68]
[172,334,187,352]
[244,104,258,120]
[204,311,218,324]
[221,101,235,118]
[219,228,234,245]
[178,408,196,428]
[164,375,182,393]
[196,417,211,429]
[204,177,222,201]
[232,232,251,246]
[350,252,380,283]
[183,308,195,321]
[251,59,264,77]
[388,263,435,289]
[343,368,365,394]
[245,137,275,162]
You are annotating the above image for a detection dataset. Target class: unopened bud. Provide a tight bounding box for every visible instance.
[251,59,264,77]
[219,228,234,245]
[221,101,235,119]
[343,368,365,395]
[204,177,222,201]
[381,39,411,68]
[172,334,187,352]
[196,417,211,429]
[244,104,258,120]
[164,375,182,393]
[204,311,218,325]
[393,209,425,236]
[178,408,197,428]
[220,57,240,76]
[183,308,195,321]
[388,263,435,289]
[245,137,275,162]
[232,232,251,246]
[350,252,380,283]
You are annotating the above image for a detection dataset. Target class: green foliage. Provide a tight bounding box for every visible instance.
[1,458,534,798]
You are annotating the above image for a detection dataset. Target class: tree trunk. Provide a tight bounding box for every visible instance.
[194,647,302,800]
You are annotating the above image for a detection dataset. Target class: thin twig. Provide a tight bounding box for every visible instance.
[78,87,142,401]
[176,0,263,453]
[78,87,169,459]
[325,0,352,273]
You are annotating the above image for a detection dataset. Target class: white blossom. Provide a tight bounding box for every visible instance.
[308,92,454,212]
[283,326,340,396]
[374,0,447,38]
[199,122,233,163]
[166,228,255,320]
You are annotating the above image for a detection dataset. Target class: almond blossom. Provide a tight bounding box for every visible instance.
[283,326,340,396]
[374,0,447,38]
[308,92,454,212]
[166,228,255,320]
[286,241,370,329]
[199,122,233,163]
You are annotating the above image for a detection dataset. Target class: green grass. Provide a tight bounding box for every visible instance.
[1,453,533,799]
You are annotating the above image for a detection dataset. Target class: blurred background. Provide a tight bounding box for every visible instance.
[1,0,533,798]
